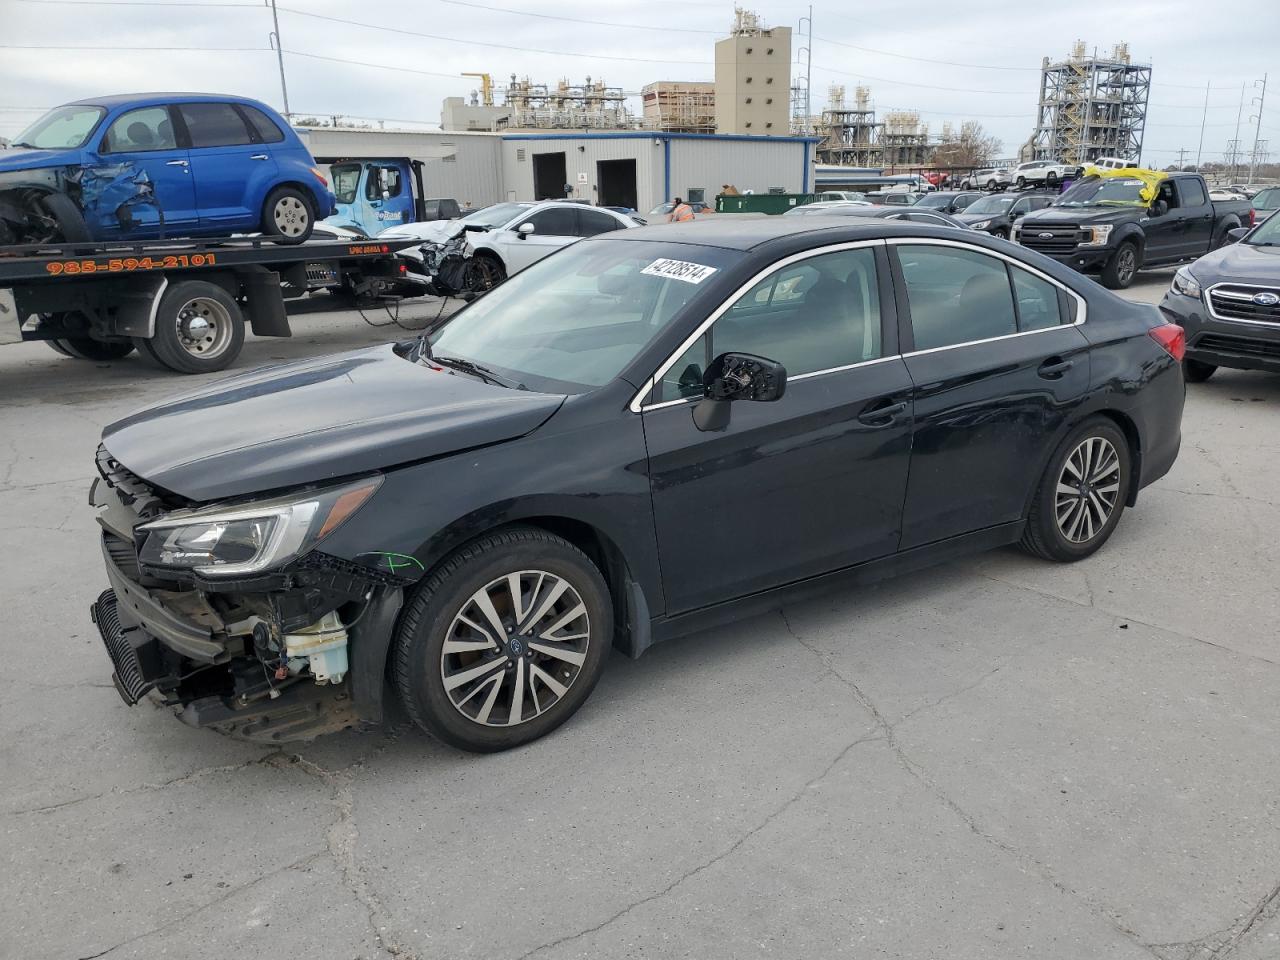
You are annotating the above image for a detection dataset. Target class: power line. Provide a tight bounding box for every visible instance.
[0,43,267,50]
[284,50,474,82]
[438,0,720,34]
[13,0,257,6]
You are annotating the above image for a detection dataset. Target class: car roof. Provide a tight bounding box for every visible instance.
[610,216,935,250]
[66,92,274,109]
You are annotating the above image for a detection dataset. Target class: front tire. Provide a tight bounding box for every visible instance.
[394,527,612,752]
[1016,176,1026,188]
[1183,358,1218,382]
[23,190,92,244]
[1021,417,1132,562]
[261,186,315,244]
[1101,241,1140,289]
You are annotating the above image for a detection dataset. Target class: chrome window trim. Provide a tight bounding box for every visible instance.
[1205,281,1280,327]
[628,239,887,413]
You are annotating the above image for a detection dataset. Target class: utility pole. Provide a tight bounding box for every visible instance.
[1175,147,1189,169]
[796,5,813,134]
[1231,81,1246,182]
[1195,81,1209,170]
[1248,73,1267,186]
[266,0,291,119]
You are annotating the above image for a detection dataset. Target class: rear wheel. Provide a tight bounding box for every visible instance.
[1016,176,1027,189]
[1022,417,1132,562]
[986,179,997,190]
[394,526,611,752]
[1101,241,1140,289]
[52,337,135,361]
[261,186,315,244]
[1046,171,1059,186]
[1183,358,1218,382]
[137,280,244,373]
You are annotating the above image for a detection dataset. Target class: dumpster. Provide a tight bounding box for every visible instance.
[716,193,816,215]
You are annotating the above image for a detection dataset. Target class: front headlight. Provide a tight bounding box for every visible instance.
[970,219,992,230]
[137,476,381,577]
[1081,225,1113,247]
[1171,265,1202,299]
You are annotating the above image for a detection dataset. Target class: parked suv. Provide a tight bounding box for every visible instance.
[0,94,335,245]
[961,168,1010,190]
[1010,160,1081,189]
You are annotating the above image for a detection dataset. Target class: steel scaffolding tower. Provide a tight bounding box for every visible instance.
[1028,41,1151,165]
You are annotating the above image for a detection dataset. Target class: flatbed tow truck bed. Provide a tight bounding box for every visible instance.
[0,235,420,373]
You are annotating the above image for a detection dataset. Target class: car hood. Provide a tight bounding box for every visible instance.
[955,210,1007,224]
[0,147,81,174]
[1021,206,1140,226]
[101,344,566,502]
[1187,240,1280,283]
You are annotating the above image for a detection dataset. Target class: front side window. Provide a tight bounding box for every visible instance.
[430,239,742,392]
[366,166,403,200]
[331,163,361,205]
[898,245,1017,350]
[15,105,105,150]
[103,106,177,153]
[526,207,578,236]
[177,102,253,148]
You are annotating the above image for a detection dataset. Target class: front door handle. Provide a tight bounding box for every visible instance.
[166,159,188,167]
[250,153,269,160]
[1038,357,1074,379]
[858,400,908,425]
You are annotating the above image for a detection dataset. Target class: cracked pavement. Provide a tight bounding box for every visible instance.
[2,278,1278,959]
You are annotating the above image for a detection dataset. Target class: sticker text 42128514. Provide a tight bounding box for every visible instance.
[44,253,218,276]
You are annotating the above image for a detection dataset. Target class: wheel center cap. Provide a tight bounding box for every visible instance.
[508,636,524,656]
[183,316,211,338]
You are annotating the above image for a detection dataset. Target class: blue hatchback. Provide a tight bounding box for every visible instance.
[0,93,336,244]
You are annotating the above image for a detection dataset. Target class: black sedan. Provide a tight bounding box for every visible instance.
[1159,213,1280,381]
[785,202,970,229]
[954,191,1057,238]
[913,190,984,214]
[89,218,1186,752]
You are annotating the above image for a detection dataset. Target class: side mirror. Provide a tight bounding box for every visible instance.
[517,222,535,238]
[692,352,787,432]
[1226,226,1250,243]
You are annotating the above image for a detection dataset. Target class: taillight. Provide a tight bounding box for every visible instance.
[1249,208,1256,227]
[309,166,329,187]
[1149,323,1185,362]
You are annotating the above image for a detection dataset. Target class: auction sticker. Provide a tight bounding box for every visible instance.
[641,258,718,284]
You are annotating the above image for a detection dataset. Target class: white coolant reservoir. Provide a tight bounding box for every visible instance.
[283,611,349,684]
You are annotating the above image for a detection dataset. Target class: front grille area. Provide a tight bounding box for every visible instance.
[103,531,142,581]
[1195,333,1280,360]
[1018,225,1085,256]
[91,589,155,705]
[95,443,187,518]
[1207,285,1280,324]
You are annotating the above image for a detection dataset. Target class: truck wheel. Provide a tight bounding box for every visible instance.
[1016,176,1026,189]
[1211,225,1234,250]
[142,281,245,374]
[1183,359,1217,383]
[1101,241,1140,289]
[394,526,612,752]
[54,338,135,361]
[1046,172,1059,186]
[261,186,315,245]
[25,190,92,244]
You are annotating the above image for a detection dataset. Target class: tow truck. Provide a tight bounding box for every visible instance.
[0,235,419,373]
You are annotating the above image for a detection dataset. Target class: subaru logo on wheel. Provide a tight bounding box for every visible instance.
[1251,291,1279,306]
[1038,232,1054,239]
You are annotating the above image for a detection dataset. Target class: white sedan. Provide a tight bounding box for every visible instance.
[384,201,640,283]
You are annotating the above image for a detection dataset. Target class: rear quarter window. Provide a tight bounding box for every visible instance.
[239,104,286,143]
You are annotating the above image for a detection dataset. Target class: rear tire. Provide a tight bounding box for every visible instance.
[1021,417,1132,562]
[1101,241,1140,289]
[141,281,245,374]
[261,186,315,244]
[56,338,135,361]
[393,526,612,753]
[1016,176,1026,189]
[1183,358,1218,383]
[1046,171,1059,186]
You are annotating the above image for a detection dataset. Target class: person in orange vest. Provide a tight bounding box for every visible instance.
[668,197,695,223]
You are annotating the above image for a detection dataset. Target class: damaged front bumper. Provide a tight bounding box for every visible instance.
[89,451,405,743]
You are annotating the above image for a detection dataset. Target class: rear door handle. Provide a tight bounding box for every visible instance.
[858,400,908,425]
[1038,357,1074,379]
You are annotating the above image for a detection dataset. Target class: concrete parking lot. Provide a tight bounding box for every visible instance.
[2,273,1277,960]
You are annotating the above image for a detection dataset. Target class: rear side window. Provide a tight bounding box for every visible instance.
[1011,268,1064,332]
[1179,178,1207,207]
[102,106,177,153]
[898,245,1017,350]
[240,104,285,143]
[178,102,253,148]
[577,209,622,237]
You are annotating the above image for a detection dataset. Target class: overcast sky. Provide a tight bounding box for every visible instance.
[2,0,1275,167]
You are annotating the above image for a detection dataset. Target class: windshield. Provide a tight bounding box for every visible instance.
[465,201,535,228]
[1056,176,1147,207]
[14,105,105,149]
[1245,212,1280,246]
[964,195,1016,215]
[1254,188,1280,211]
[331,163,361,205]
[429,239,743,392]
[914,194,952,208]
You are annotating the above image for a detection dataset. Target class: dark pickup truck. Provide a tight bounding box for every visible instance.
[1014,172,1252,289]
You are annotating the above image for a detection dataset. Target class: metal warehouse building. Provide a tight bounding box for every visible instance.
[295,126,818,213]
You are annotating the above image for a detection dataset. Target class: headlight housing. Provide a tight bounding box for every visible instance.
[1171,265,1202,299]
[1080,225,1113,247]
[970,219,992,230]
[137,476,381,577]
